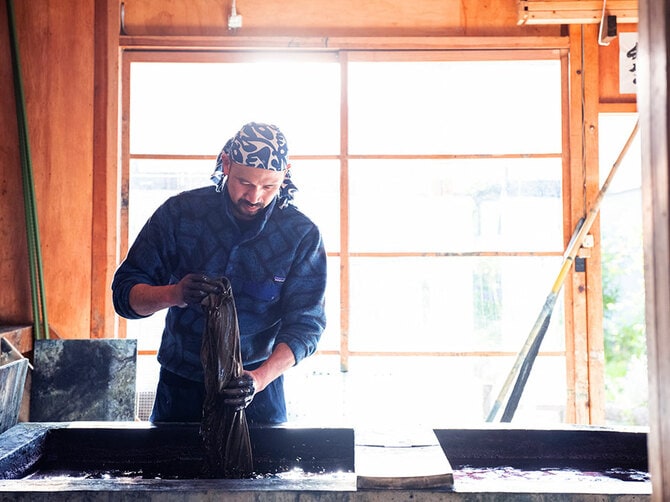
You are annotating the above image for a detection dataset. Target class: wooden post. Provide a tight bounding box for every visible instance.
[638,0,670,499]
[565,24,605,424]
[91,0,121,339]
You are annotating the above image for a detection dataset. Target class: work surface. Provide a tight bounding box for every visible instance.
[0,421,652,501]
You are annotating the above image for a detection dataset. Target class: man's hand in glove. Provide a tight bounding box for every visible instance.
[222,373,256,410]
[175,274,222,306]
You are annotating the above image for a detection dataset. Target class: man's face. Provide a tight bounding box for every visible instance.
[223,160,287,221]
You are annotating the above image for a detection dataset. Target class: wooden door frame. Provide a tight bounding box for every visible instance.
[638,0,670,499]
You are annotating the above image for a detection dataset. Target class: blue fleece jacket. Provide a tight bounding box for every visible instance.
[112,186,327,382]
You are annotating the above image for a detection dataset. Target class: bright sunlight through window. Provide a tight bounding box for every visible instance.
[125,53,567,427]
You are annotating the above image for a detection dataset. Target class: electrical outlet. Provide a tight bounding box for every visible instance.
[228,13,243,29]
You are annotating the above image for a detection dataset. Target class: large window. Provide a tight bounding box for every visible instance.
[599,113,646,426]
[123,51,567,426]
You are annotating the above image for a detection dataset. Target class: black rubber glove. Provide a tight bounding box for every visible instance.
[222,373,256,410]
[176,274,222,305]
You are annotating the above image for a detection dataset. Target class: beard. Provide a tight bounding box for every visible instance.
[231,198,264,221]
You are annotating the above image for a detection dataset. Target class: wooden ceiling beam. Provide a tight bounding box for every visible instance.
[518,1,638,25]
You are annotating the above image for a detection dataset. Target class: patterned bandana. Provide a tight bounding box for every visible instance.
[211,122,297,209]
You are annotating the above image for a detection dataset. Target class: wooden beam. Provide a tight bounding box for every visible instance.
[638,0,670,499]
[519,0,638,25]
[339,52,350,373]
[565,24,604,424]
[581,24,607,425]
[119,35,569,51]
[91,0,121,339]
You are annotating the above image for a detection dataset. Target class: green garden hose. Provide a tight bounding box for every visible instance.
[6,0,49,340]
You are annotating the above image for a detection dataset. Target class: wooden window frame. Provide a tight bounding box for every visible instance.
[115,35,602,423]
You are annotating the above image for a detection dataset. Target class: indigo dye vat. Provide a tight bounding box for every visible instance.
[0,422,651,501]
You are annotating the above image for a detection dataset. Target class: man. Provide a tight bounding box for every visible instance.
[112,122,327,424]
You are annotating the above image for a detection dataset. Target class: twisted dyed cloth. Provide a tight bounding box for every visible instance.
[200,277,253,478]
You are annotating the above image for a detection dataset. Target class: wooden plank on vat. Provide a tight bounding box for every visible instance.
[355,428,453,489]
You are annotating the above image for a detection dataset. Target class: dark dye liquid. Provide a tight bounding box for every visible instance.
[453,465,650,491]
[22,466,351,482]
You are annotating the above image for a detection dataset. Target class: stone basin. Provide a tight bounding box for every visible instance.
[0,421,652,501]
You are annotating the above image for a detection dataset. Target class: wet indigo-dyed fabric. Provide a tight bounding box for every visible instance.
[200,277,253,478]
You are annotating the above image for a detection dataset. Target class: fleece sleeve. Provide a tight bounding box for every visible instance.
[111,200,179,320]
[274,225,328,365]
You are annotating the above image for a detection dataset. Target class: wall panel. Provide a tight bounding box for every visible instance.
[0,1,31,324]
[1,0,95,339]
[120,0,559,36]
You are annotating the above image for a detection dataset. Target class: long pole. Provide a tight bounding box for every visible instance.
[7,0,50,340]
[486,119,640,422]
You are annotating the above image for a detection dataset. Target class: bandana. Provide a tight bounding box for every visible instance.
[211,122,297,209]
